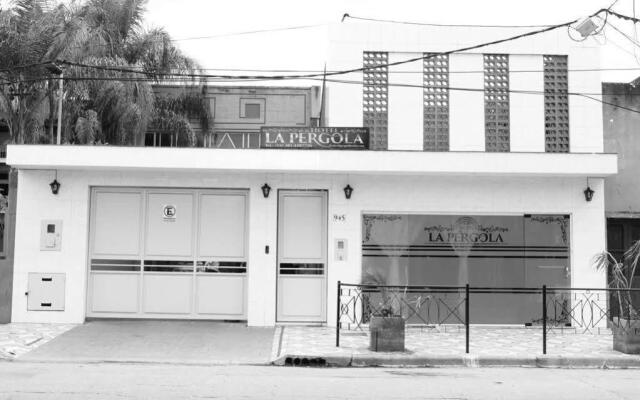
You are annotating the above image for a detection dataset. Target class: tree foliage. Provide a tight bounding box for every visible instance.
[593,240,640,320]
[0,0,209,146]
[151,91,212,147]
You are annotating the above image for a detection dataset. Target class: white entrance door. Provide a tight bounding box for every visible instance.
[276,190,327,322]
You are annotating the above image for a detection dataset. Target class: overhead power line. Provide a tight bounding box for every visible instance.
[341,14,554,29]
[168,23,327,42]
[27,65,640,74]
[59,8,611,81]
[60,19,568,79]
[9,8,640,83]
[62,7,640,82]
[3,73,640,115]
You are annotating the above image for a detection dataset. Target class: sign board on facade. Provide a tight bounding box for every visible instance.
[260,127,369,150]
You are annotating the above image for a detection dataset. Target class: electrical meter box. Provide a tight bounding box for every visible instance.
[40,220,62,251]
[27,273,65,311]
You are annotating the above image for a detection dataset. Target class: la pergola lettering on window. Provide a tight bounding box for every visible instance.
[260,127,370,150]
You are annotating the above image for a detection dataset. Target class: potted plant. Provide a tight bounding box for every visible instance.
[362,272,406,352]
[594,239,640,354]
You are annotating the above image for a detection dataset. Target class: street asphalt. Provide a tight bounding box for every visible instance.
[0,363,638,399]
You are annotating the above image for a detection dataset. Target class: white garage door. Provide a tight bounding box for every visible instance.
[87,188,248,320]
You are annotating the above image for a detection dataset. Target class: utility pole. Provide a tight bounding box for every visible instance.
[56,72,63,145]
[45,63,64,145]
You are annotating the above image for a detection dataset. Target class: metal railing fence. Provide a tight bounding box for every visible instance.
[336,281,640,354]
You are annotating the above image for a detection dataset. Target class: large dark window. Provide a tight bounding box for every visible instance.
[362,214,570,324]
[607,218,640,284]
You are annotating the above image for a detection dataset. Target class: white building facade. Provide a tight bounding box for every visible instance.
[7,22,616,326]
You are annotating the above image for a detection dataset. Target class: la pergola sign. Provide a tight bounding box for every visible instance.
[260,127,369,150]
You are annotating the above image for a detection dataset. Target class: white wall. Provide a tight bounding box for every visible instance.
[449,54,485,151]
[510,55,545,152]
[325,23,604,153]
[388,54,422,150]
[12,168,606,326]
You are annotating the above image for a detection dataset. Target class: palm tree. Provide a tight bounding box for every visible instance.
[0,0,68,144]
[150,90,212,147]
[62,0,208,145]
[0,0,210,146]
[594,240,640,321]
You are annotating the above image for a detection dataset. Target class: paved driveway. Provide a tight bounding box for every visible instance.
[19,320,275,365]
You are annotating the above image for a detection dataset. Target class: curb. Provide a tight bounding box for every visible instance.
[274,353,640,369]
[9,357,272,367]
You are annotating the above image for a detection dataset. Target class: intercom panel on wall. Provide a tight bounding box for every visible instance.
[40,220,62,251]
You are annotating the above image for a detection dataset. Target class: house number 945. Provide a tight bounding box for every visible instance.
[333,214,346,223]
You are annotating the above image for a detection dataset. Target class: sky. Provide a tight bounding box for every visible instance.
[140,0,640,83]
[4,0,640,82]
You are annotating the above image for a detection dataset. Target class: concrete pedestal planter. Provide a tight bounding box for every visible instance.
[369,316,405,352]
[612,318,640,354]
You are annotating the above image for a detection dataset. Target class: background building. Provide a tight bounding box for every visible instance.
[602,80,640,288]
[146,85,322,148]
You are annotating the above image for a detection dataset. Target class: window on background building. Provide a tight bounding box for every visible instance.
[361,213,570,324]
[423,53,450,151]
[244,103,261,119]
[484,54,510,152]
[544,55,570,152]
[363,51,389,150]
[144,132,176,147]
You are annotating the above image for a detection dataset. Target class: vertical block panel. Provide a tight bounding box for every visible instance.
[388,53,423,150]
[423,53,449,151]
[484,54,510,152]
[363,51,388,150]
[449,54,485,151]
[544,55,570,152]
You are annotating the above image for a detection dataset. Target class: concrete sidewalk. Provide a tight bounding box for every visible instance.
[6,321,640,368]
[271,326,640,368]
[16,320,275,365]
[1,323,76,360]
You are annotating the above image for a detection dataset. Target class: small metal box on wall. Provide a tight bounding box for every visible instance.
[40,220,62,251]
[27,273,65,311]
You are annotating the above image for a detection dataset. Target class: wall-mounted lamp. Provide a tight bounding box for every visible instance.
[49,179,60,195]
[261,183,271,198]
[343,184,353,200]
[49,171,60,195]
[584,186,594,202]
[583,178,594,202]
